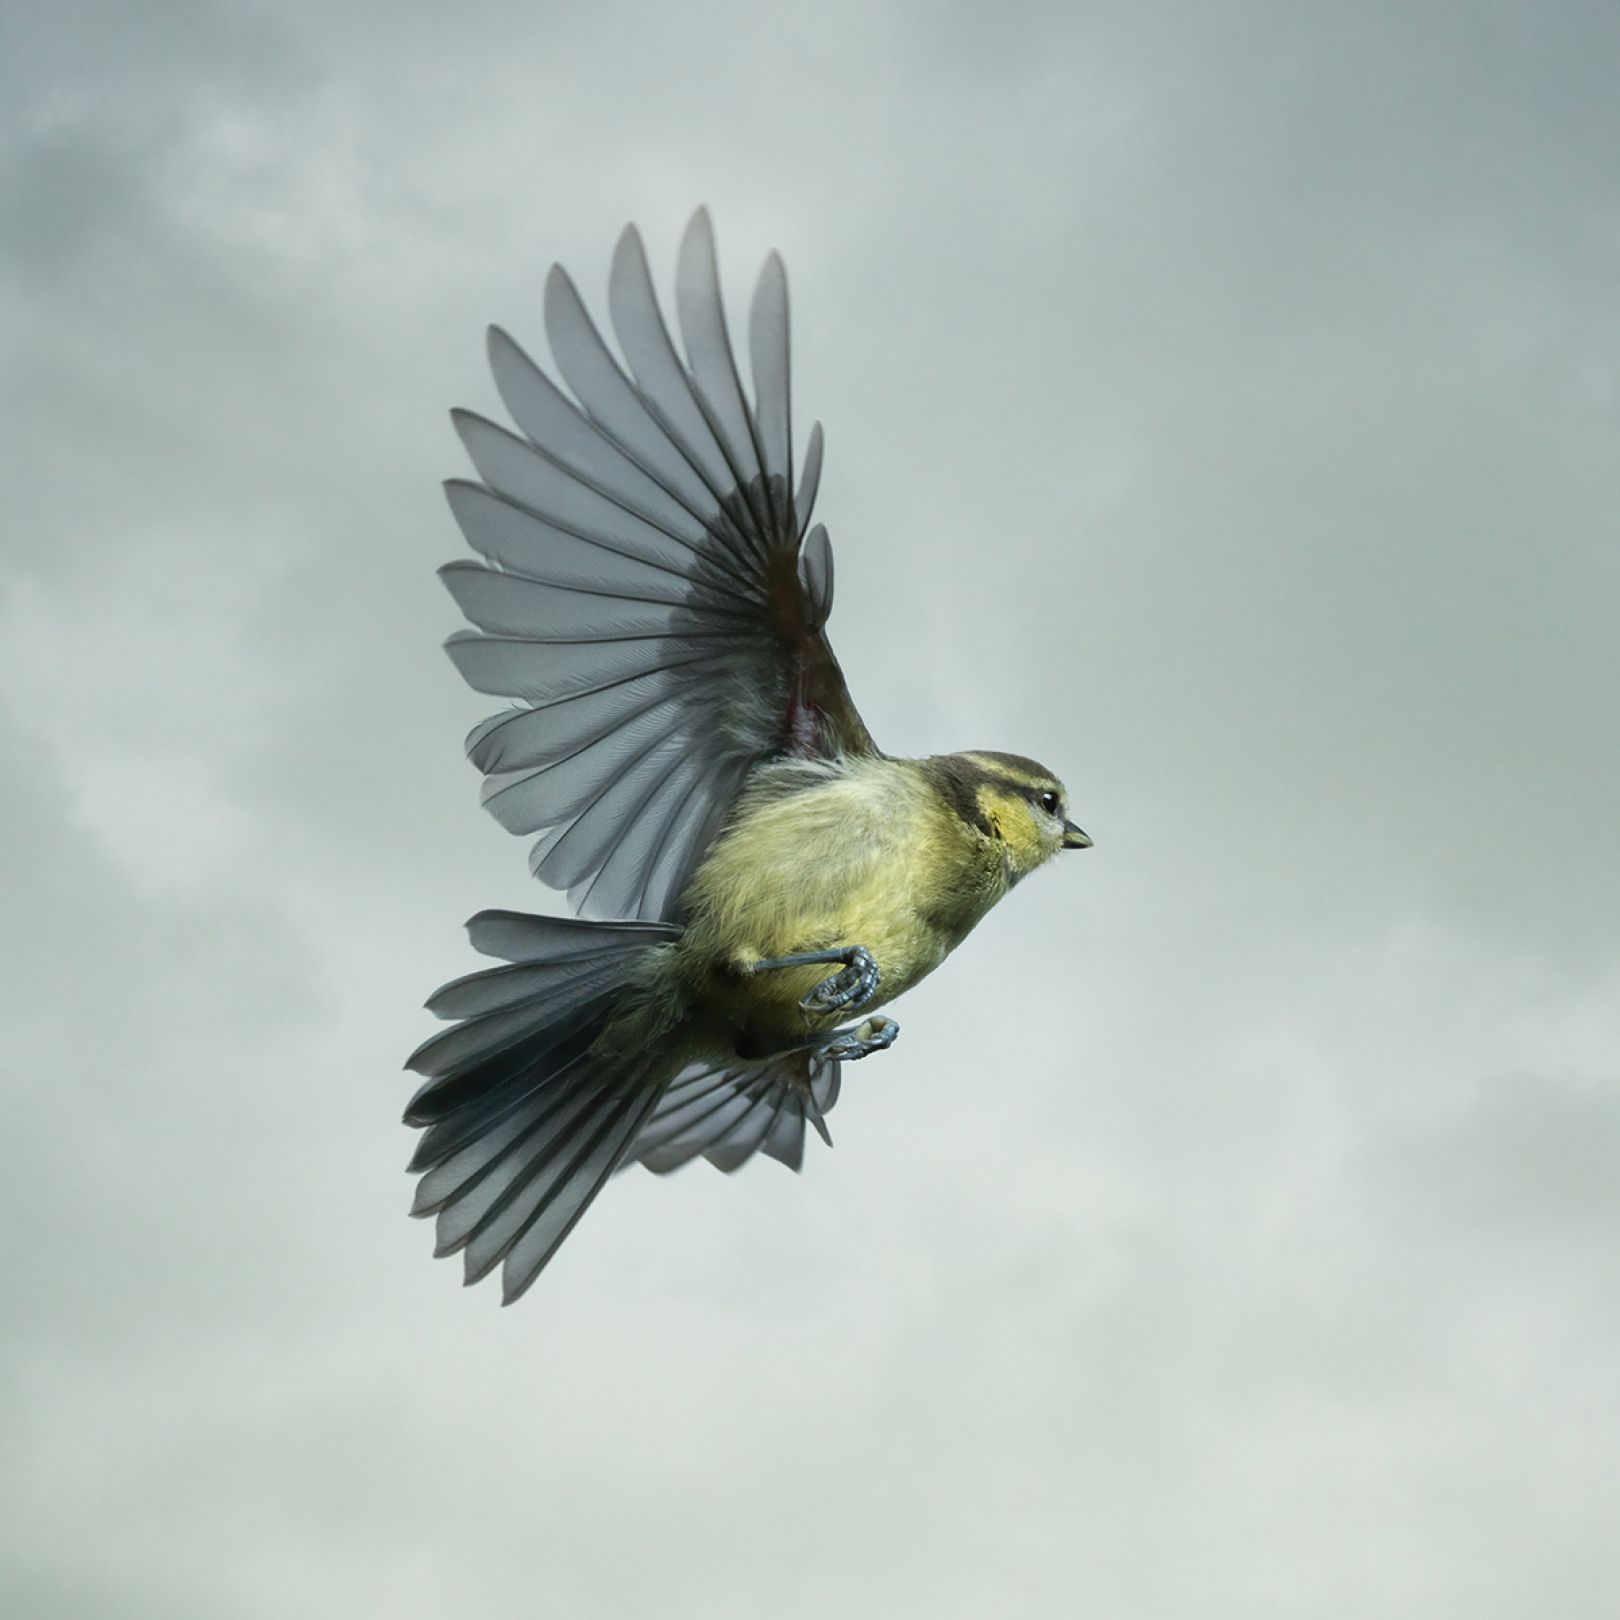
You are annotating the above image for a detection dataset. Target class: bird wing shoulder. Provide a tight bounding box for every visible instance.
[440,210,876,922]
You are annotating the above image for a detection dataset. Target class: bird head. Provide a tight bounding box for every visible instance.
[933,750,1092,880]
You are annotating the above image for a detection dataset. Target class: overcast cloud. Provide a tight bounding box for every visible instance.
[3,2,1619,1615]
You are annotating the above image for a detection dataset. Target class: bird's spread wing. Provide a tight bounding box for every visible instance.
[621,1049,842,1176]
[442,209,875,922]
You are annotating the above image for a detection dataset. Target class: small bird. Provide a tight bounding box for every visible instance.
[407,210,1092,1302]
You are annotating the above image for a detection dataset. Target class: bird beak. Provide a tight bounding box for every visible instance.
[1061,821,1093,850]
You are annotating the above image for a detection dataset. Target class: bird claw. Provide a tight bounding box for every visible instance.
[823,1015,899,1063]
[800,946,880,1014]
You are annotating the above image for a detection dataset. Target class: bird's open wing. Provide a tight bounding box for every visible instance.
[442,209,875,922]
[621,1049,842,1176]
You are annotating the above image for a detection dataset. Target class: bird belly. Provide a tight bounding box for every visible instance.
[674,765,995,1056]
[692,899,955,1057]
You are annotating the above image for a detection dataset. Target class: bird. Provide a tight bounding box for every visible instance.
[405,209,1092,1303]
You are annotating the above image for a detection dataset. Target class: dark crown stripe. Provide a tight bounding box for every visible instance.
[921,755,995,835]
[959,749,1054,787]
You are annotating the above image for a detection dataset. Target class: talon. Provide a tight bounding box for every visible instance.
[824,1015,899,1063]
[745,944,884,1016]
[800,946,880,1014]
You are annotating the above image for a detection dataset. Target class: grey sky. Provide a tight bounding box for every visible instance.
[4,2,1618,1615]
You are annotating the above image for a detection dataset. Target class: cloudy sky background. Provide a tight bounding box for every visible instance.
[4,1,1618,1614]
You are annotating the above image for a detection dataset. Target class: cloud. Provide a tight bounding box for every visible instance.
[4,2,1618,1615]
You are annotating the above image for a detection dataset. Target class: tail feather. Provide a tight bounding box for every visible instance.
[403,990,620,1129]
[435,1076,617,1260]
[463,1080,661,1303]
[463,908,675,962]
[406,909,676,1299]
[424,951,643,1022]
[405,1024,600,1175]
[410,1056,589,1214]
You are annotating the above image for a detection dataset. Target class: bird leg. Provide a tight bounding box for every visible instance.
[745,945,881,1014]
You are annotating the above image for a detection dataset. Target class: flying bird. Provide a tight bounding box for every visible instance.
[407,211,1092,1302]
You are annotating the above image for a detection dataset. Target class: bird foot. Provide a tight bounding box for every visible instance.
[822,1015,899,1062]
[800,946,880,1014]
[744,944,882,1015]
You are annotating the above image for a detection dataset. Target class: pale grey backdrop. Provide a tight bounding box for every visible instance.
[3,2,1618,1615]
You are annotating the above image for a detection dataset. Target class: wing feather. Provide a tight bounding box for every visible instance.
[483,331,716,543]
[626,1050,842,1176]
[674,211,773,539]
[748,250,793,514]
[543,265,733,530]
[795,420,824,537]
[464,668,713,775]
[608,224,747,528]
[441,210,875,921]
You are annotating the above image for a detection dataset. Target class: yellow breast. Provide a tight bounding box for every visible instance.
[674,757,1009,1049]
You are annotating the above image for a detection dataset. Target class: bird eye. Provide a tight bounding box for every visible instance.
[1038,790,1060,815]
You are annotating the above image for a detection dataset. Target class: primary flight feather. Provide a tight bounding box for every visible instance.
[408,210,1091,1302]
